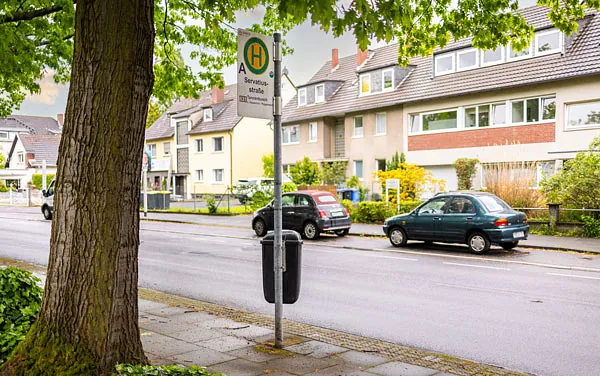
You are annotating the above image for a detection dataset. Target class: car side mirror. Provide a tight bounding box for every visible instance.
[42,190,47,197]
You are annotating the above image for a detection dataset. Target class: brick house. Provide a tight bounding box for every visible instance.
[281,5,600,193]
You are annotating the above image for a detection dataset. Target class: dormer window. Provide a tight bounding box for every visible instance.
[298,88,307,106]
[204,108,213,122]
[382,69,393,91]
[359,68,394,95]
[360,75,370,94]
[434,53,455,76]
[315,84,325,103]
[508,42,532,61]
[536,29,562,55]
[457,48,478,70]
[482,46,504,66]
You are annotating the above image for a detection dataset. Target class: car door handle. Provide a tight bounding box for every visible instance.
[433,217,441,220]
[288,211,295,214]
[465,217,473,220]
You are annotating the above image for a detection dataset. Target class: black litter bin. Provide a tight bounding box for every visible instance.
[261,230,303,304]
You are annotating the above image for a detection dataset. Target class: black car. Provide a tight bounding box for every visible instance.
[252,190,352,239]
[383,191,529,254]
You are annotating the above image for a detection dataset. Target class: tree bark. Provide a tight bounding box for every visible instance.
[1,0,154,375]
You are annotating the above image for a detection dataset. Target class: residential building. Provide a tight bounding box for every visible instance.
[282,6,600,193]
[2,134,61,189]
[0,115,62,160]
[145,76,295,198]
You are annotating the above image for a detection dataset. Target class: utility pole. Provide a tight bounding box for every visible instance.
[273,32,284,348]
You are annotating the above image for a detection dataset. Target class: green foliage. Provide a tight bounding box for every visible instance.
[344,200,422,224]
[0,267,43,365]
[582,216,600,238]
[453,158,479,190]
[0,152,5,169]
[346,175,360,189]
[540,136,600,209]
[161,178,168,191]
[0,181,7,193]
[322,161,347,185]
[237,181,297,211]
[386,152,405,171]
[146,100,164,129]
[289,157,322,186]
[378,163,446,201]
[262,154,274,178]
[114,364,220,375]
[204,194,217,214]
[31,174,56,190]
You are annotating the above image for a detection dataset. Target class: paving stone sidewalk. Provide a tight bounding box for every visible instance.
[139,291,528,376]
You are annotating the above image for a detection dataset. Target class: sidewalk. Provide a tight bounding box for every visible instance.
[139,289,526,376]
[143,212,600,254]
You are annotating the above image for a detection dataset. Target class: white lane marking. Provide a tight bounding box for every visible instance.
[443,262,511,271]
[547,273,600,281]
[306,247,418,262]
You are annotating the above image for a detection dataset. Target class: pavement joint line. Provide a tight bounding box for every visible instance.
[138,288,529,376]
[140,227,600,274]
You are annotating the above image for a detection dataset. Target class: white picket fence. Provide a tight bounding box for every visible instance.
[0,190,43,206]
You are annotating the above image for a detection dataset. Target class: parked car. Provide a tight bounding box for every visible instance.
[252,190,351,239]
[41,179,55,220]
[382,191,529,254]
[235,176,291,204]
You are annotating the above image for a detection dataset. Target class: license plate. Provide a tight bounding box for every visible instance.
[513,231,524,238]
[331,210,345,217]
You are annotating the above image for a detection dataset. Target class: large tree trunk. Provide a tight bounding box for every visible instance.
[2,0,154,375]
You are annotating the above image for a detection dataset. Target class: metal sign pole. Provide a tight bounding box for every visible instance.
[273,32,284,348]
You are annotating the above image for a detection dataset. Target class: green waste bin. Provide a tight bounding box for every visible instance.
[261,230,302,304]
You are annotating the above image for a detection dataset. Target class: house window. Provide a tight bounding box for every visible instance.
[542,97,556,120]
[354,160,363,180]
[566,100,600,129]
[196,169,204,181]
[360,75,370,94]
[195,139,203,152]
[376,159,386,172]
[409,114,421,133]
[308,122,318,142]
[353,117,364,137]
[457,48,478,70]
[298,88,307,106]
[17,152,24,163]
[213,169,224,183]
[282,125,300,144]
[0,131,8,140]
[203,108,213,122]
[163,142,171,155]
[511,100,525,123]
[375,113,386,135]
[147,144,157,158]
[422,110,458,131]
[465,105,491,128]
[508,43,532,61]
[482,46,503,66]
[536,29,562,55]
[434,53,455,75]
[491,103,507,125]
[383,69,393,90]
[212,136,224,152]
[315,84,325,103]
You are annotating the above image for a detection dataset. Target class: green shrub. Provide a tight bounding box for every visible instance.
[582,216,600,238]
[114,364,221,375]
[349,201,422,224]
[454,158,479,190]
[31,174,55,190]
[0,181,7,193]
[204,194,218,214]
[0,267,43,364]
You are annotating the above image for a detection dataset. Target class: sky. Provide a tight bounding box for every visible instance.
[15,0,538,119]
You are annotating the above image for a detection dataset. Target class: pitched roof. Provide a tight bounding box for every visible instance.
[16,134,61,166]
[145,85,238,140]
[283,6,600,124]
[189,86,243,135]
[0,115,61,134]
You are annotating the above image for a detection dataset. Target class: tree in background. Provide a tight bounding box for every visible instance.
[262,154,274,178]
[378,163,446,202]
[322,161,347,185]
[1,0,597,374]
[290,157,322,186]
[453,158,480,190]
[0,152,5,169]
[541,135,600,209]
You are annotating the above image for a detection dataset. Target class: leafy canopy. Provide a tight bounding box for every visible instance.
[289,157,322,186]
[1,0,599,116]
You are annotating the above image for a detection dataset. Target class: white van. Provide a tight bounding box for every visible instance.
[41,179,55,220]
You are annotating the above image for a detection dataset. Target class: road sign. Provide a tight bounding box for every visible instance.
[237,29,274,119]
[387,179,400,189]
[386,179,400,212]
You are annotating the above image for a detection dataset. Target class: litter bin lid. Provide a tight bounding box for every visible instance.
[261,229,303,244]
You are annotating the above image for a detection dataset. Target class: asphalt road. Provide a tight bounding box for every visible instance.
[1,207,599,376]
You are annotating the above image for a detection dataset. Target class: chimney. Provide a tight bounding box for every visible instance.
[357,47,369,68]
[212,76,225,104]
[57,113,64,127]
[331,48,339,70]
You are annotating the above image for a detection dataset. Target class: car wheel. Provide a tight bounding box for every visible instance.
[468,232,490,254]
[500,241,519,250]
[42,206,52,220]
[388,227,407,247]
[302,221,320,240]
[335,229,349,237]
[253,219,267,237]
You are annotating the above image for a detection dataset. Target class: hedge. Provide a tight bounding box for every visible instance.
[31,174,55,190]
[344,200,422,224]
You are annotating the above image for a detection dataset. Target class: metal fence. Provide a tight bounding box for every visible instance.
[0,190,43,206]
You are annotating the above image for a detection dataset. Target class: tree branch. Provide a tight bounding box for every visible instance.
[0,5,64,25]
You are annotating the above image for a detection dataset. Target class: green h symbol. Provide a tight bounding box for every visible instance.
[251,44,264,66]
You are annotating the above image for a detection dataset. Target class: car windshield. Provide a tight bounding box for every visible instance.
[314,194,337,204]
[479,195,512,213]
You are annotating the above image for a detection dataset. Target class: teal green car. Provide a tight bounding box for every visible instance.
[382,192,529,254]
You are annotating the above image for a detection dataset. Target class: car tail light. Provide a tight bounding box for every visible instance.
[318,210,328,219]
[344,208,349,216]
[494,218,509,227]
[523,216,528,224]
